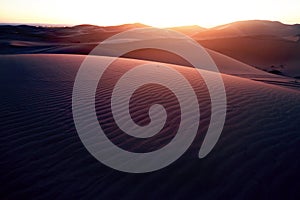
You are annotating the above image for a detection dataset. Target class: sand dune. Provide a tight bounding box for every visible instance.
[193,20,300,40]
[1,20,300,199]
[1,21,299,79]
[190,20,300,78]
[198,35,300,78]
[167,25,206,37]
[0,23,148,43]
[0,54,300,199]
[70,36,296,89]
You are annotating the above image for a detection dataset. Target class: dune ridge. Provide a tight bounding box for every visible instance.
[1,20,299,79]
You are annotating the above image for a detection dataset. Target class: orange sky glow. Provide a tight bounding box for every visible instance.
[0,0,300,28]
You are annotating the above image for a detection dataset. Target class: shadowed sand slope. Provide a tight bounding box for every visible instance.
[198,36,300,78]
[0,54,300,199]
[191,20,300,78]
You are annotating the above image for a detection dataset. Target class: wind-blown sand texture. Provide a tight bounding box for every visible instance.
[1,20,300,199]
[1,54,300,199]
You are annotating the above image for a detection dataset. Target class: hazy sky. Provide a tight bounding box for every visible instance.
[0,0,299,27]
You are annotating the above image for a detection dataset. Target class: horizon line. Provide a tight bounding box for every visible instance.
[1,19,300,29]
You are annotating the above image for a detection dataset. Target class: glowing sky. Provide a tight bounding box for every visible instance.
[0,0,299,27]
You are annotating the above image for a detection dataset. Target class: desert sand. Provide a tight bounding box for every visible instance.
[1,21,300,199]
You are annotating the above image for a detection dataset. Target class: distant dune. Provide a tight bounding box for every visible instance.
[193,20,300,39]
[167,25,207,37]
[1,20,299,78]
[193,20,300,78]
[198,35,300,77]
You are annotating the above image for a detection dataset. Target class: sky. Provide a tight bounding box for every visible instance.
[0,0,300,28]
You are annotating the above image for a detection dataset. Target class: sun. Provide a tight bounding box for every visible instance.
[0,0,300,27]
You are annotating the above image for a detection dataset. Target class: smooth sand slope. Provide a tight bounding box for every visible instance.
[1,54,300,199]
[193,20,300,78]
[198,36,300,78]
